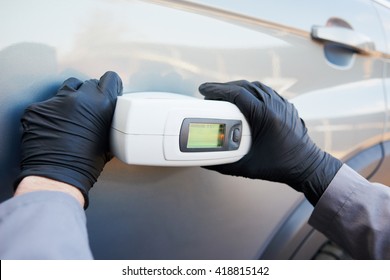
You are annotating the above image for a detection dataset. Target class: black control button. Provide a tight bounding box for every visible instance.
[232,128,241,142]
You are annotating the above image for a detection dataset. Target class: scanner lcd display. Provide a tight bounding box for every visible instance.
[187,123,225,148]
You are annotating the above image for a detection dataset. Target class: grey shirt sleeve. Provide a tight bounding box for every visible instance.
[309,164,390,259]
[0,191,93,259]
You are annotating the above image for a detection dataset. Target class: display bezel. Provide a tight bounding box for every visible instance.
[179,118,242,152]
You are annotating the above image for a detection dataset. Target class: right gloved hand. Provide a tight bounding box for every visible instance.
[199,80,342,205]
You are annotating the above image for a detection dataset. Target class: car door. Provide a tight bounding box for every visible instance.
[0,0,388,259]
[366,0,390,186]
[75,0,389,259]
[184,0,388,171]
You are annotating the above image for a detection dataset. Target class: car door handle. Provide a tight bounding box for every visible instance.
[311,25,375,54]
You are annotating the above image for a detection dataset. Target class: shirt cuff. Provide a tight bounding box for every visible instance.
[308,164,362,235]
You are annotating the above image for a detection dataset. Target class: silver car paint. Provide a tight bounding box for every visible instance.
[0,0,389,259]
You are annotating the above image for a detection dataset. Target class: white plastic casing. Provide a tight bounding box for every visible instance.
[110,92,251,166]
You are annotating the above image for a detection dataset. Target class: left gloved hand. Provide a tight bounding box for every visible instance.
[16,71,123,208]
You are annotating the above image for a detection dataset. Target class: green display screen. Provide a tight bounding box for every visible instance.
[187,123,225,148]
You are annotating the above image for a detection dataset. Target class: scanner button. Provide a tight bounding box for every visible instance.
[232,128,241,142]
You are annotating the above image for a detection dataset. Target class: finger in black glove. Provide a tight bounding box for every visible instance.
[199,80,342,205]
[16,71,123,208]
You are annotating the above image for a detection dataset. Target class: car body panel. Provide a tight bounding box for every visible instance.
[0,0,389,259]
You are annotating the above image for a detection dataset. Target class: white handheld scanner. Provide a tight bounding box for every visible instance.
[110,92,251,166]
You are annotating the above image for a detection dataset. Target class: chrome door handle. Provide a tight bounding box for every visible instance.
[311,25,375,54]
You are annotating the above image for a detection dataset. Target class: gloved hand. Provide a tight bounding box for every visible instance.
[16,71,123,208]
[199,80,342,205]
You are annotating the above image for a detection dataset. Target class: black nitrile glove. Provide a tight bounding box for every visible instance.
[199,80,342,205]
[16,71,123,208]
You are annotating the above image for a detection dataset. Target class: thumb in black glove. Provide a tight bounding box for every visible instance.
[199,80,342,206]
[16,71,123,208]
